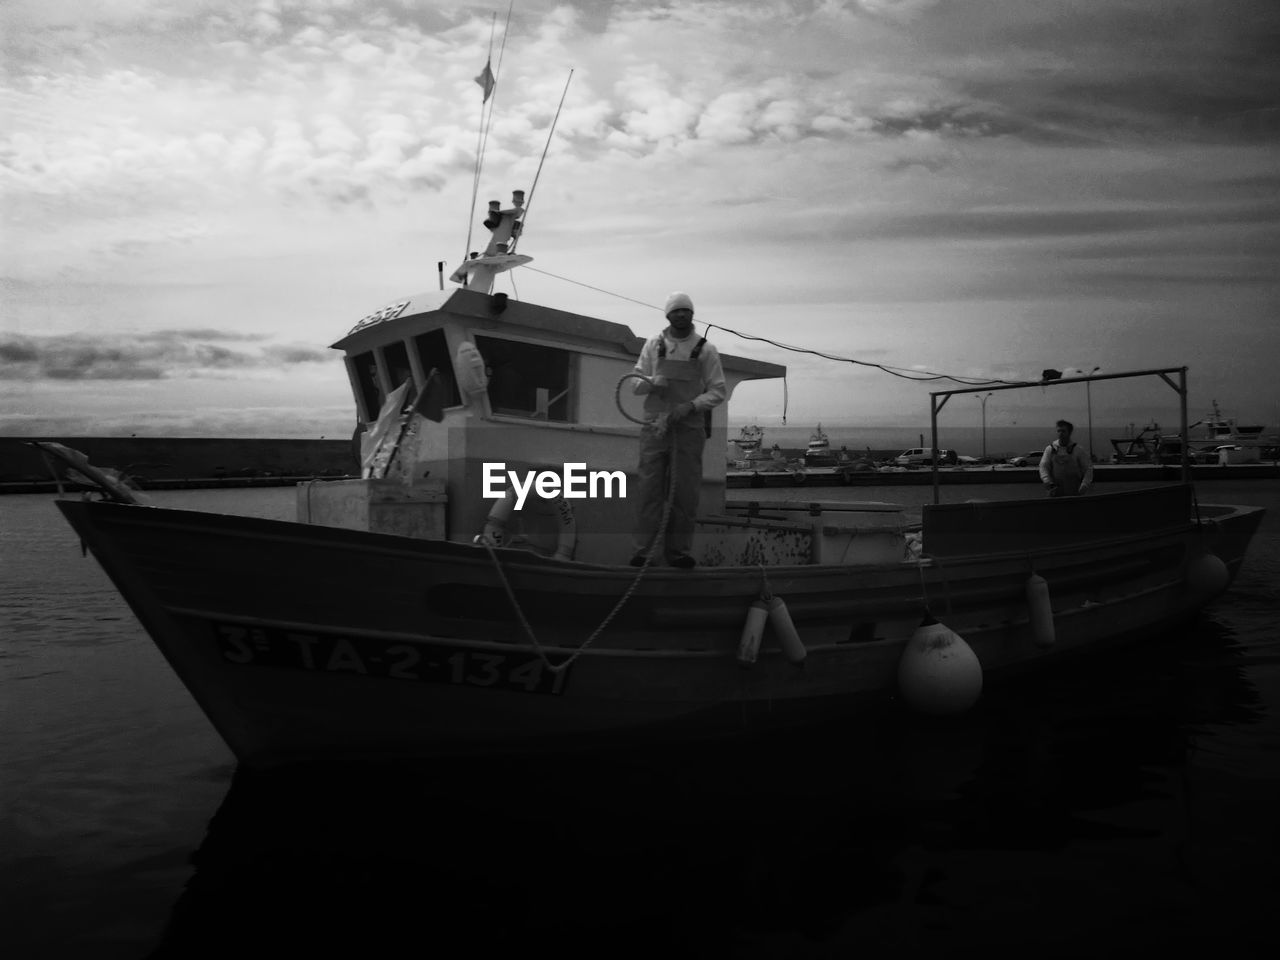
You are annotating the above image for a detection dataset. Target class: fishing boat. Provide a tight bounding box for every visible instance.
[726,423,781,472]
[1194,400,1268,444]
[1111,403,1276,465]
[803,423,835,465]
[733,424,764,455]
[42,184,1267,770]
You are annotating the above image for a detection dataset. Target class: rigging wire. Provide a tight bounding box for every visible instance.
[519,265,1025,388]
[481,0,516,179]
[463,1,516,265]
[701,323,1025,387]
[510,68,574,255]
[464,13,498,263]
[523,265,656,310]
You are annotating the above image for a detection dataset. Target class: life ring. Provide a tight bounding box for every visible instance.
[790,468,806,485]
[474,487,577,561]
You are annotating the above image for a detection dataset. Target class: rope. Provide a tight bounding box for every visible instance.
[521,266,660,310]
[913,545,936,617]
[614,372,654,426]
[702,322,1024,387]
[758,564,773,602]
[480,373,685,670]
[513,262,1033,388]
[37,450,67,498]
[481,427,680,672]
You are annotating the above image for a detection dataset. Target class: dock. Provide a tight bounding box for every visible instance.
[727,461,1280,488]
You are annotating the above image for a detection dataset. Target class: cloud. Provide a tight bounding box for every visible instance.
[3,0,1279,435]
[0,329,331,382]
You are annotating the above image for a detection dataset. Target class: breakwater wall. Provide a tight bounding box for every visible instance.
[1,436,357,486]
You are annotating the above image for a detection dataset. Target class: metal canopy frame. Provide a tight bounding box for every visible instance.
[927,367,1190,504]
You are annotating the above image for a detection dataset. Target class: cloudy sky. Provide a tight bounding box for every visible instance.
[3,0,1278,439]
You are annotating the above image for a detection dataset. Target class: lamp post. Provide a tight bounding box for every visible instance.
[976,392,993,460]
[1085,366,1100,462]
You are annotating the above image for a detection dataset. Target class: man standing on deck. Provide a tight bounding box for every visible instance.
[1039,420,1094,496]
[630,292,726,567]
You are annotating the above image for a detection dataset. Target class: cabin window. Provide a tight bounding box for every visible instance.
[352,350,382,421]
[383,341,413,394]
[474,335,575,422]
[413,329,461,408]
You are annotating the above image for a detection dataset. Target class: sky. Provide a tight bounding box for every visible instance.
[2,0,1278,440]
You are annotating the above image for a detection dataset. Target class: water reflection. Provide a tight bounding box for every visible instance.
[148,621,1273,957]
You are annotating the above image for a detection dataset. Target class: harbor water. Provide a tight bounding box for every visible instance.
[2,481,1278,957]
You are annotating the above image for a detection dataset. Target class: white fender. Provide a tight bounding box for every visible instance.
[1187,551,1229,600]
[553,497,577,561]
[897,616,983,715]
[737,598,769,666]
[455,341,489,397]
[1026,572,1055,648]
[767,596,806,666]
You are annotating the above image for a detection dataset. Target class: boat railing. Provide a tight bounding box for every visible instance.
[928,366,1192,504]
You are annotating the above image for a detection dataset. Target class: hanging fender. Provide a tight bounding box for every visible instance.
[737,597,770,666]
[897,615,983,715]
[1186,551,1229,600]
[767,596,806,666]
[552,496,577,561]
[1026,572,1055,648]
[455,341,489,397]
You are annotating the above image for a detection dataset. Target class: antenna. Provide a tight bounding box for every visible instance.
[510,68,573,255]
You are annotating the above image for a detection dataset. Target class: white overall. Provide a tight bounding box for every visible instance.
[634,352,707,560]
[1046,442,1086,496]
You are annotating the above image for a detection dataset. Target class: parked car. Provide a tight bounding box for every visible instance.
[1007,451,1045,467]
[894,448,958,466]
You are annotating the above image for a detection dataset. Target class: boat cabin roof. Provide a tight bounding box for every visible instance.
[331,287,785,382]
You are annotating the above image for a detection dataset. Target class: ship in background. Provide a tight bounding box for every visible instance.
[1111,401,1277,465]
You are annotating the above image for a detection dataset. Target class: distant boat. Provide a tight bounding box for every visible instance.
[803,424,836,465]
[1111,401,1276,464]
[1195,400,1267,441]
[732,424,764,453]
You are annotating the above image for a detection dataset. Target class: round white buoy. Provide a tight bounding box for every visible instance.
[1187,551,1229,600]
[1026,573,1055,648]
[897,616,984,715]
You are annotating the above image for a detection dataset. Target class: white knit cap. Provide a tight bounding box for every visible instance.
[663,291,694,316]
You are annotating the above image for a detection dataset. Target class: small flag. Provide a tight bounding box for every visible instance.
[474,59,495,102]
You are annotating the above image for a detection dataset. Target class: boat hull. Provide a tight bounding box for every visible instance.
[55,492,1264,768]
